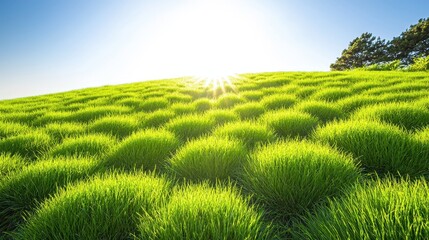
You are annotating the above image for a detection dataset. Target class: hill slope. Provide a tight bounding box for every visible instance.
[1,71,429,239]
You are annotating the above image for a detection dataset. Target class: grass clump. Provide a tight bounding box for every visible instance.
[213,121,275,149]
[352,103,429,131]
[311,87,352,101]
[44,122,86,141]
[0,154,25,177]
[293,178,429,240]
[165,114,215,141]
[16,174,170,240]
[314,120,429,178]
[170,102,195,115]
[0,121,29,139]
[103,129,179,172]
[261,94,297,110]
[139,110,175,129]
[139,183,275,240]
[294,101,344,123]
[88,115,139,139]
[261,110,319,138]
[241,90,264,101]
[203,109,240,126]
[0,132,52,160]
[216,94,246,109]
[139,97,169,112]
[241,140,360,218]
[0,158,95,232]
[233,102,265,120]
[168,137,247,183]
[192,98,212,112]
[49,134,115,158]
[336,95,381,114]
[66,105,131,123]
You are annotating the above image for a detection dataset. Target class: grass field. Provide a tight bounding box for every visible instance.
[1,71,429,239]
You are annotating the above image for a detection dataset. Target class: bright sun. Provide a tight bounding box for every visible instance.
[140,0,273,82]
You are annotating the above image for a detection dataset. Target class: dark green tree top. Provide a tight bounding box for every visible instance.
[389,18,429,64]
[330,33,387,71]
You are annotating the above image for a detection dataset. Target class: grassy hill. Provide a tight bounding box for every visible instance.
[1,71,429,239]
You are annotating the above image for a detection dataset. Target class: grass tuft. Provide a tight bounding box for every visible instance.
[138,183,275,240]
[260,110,319,138]
[165,114,215,141]
[88,115,139,139]
[241,140,360,218]
[102,129,179,172]
[49,134,115,158]
[16,173,170,240]
[261,94,297,110]
[168,137,247,183]
[292,178,429,239]
[0,132,52,160]
[233,102,266,120]
[0,158,96,232]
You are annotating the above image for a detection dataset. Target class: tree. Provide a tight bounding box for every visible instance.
[389,18,429,65]
[330,33,387,70]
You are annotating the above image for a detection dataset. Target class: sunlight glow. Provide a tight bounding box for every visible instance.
[192,72,237,96]
[136,0,276,81]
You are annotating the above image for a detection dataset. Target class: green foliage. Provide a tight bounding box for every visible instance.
[242,140,360,218]
[310,87,352,101]
[103,129,179,172]
[314,120,429,178]
[0,158,95,232]
[360,60,403,71]
[66,105,131,123]
[331,32,388,70]
[409,55,429,71]
[166,114,215,141]
[49,134,115,158]
[138,183,275,240]
[389,18,429,65]
[192,98,212,112]
[293,178,429,239]
[16,174,170,240]
[168,137,247,183]
[261,110,319,138]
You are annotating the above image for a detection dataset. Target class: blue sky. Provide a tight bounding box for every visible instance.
[0,0,428,99]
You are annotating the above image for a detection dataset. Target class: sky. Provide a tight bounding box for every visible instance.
[0,0,428,100]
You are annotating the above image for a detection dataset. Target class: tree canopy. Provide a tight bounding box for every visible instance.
[331,18,429,70]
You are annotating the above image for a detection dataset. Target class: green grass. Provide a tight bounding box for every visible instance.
[314,120,429,178]
[1,71,429,238]
[102,129,179,172]
[88,115,139,139]
[213,121,275,149]
[43,122,86,141]
[0,154,26,177]
[294,100,345,123]
[165,114,216,141]
[138,109,176,129]
[0,131,52,160]
[138,183,275,240]
[16,173,170,240]
[203,109,240,126]
[49,134,116,158]
[241,140,360,218]
[292,177,429,239]
[0,157,96,232]
[0,121,29,139]
[261,94,297,110]
[168,136,247,183]
[260,110,319,138]
[352,102,429,131]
